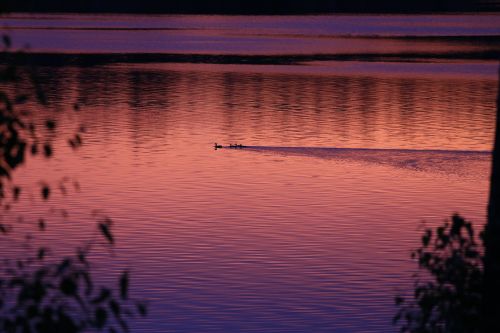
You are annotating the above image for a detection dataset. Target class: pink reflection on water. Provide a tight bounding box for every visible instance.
[0,62,493,331]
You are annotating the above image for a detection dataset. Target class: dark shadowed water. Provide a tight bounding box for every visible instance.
[0,13,498,332]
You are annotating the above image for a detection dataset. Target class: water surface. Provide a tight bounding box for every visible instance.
[0,13,498,333]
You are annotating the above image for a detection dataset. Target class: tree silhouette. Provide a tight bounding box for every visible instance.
[482,66,500,332]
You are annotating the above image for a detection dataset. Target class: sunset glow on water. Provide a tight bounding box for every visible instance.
[1,13,499,332]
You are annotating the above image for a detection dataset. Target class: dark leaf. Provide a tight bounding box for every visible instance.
[12,186,20,200]
[41,186,50,200]
[120,271,129,300]
[0,223,9,234]
[45,120,56,130]
[69,135,82,149]
[95,307,107,329]
[60,277,77,296]
[136,302,147,316]
[99,222,114,245]
[77,248,86,263]
[38,219,45,231]
[37,247,46,260]
[57,259,71,275]
[43,144,52,157]
[422,229,431,247]
[91,288,111,304]
[31,143,38,155]
[80,271,93,296]
[0,165,11,178]
[109,299,121,317]
[5,141,26,168]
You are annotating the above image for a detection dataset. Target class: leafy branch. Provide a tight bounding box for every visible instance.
[0,34,147,332]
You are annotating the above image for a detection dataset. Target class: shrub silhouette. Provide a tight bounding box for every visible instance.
[0,244,146,332]
[0,35,146,332]
[394,214,483,333]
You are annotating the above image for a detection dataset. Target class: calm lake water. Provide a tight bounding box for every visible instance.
[1,13,499,332]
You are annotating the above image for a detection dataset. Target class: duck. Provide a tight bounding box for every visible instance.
[214,143,223,149]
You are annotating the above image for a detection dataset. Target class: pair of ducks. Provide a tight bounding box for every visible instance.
[214,143,245,149]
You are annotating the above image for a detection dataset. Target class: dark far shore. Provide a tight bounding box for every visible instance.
[2,0,500,14]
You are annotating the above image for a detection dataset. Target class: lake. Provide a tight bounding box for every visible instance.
[1,13,499,332]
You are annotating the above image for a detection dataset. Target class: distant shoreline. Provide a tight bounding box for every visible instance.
[1,51,499,67]
[4,11,500,15]
[4,11,500,17]
[2,0,500,15]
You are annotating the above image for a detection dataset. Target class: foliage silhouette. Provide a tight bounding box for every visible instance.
[0,243,144,333]
[395,67,500,332]
[0,34,146,332]
[394,214,483,332]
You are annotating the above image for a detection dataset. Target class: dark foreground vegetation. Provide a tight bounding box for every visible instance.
[395,215,484,332]
[395,68,500,332]
[0,34,146,332]
[1,1,499,329]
